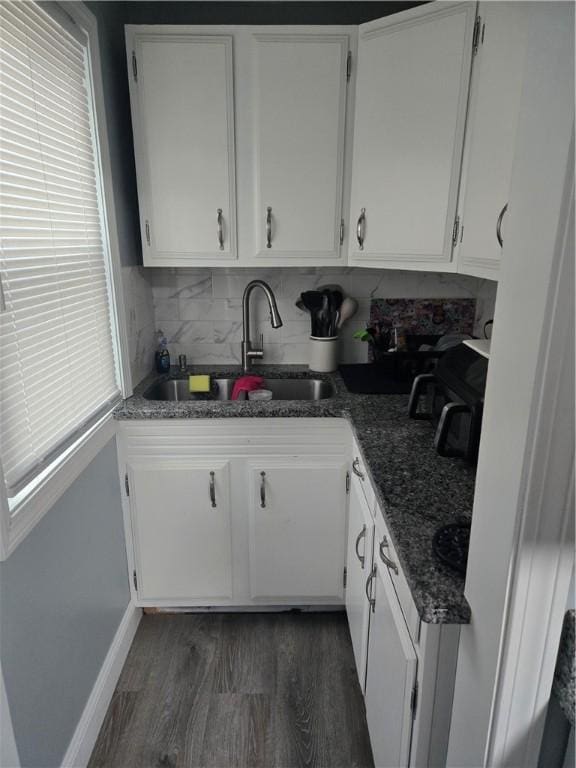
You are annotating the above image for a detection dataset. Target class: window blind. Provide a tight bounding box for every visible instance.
[0,1,121,496]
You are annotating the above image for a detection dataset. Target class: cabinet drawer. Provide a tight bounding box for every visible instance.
[351,440,375,514]
[374,508,420,644]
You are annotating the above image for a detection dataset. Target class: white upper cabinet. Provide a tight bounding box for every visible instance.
[348,2,476,270]
[126,30,237,265]
[455,3,529,280]
[250,33,351,262]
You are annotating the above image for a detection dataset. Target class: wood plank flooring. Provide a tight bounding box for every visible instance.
[89,612,374,768]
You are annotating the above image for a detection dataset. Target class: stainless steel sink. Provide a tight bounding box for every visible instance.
[142,377,334,402]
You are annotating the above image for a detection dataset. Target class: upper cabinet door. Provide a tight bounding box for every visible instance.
[455,3,529,280]
[127,31,237,265]
[349,2,476,270]
[251,33,350,262]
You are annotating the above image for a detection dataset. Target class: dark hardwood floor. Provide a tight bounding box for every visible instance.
[89,612,374,768]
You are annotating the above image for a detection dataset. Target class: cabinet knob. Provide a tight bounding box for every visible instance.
[352,457,365,480]
[356,208,366,250]
[365,564,377,612]
[355,524,367,569]
[266,207,273,249]
[217,208,224,251]
[496,202,508,247]
[379,536,398,575]
[209,471,217,508]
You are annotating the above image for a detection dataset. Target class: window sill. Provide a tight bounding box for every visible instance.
[0,411,117,560]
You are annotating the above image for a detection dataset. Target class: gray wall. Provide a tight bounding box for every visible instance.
[0,439,130,768]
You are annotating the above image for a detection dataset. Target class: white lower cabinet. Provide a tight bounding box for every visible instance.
[349,495,461,768]
[120,418,460,767]
[345,472,374,690]
[119,419,350,607]
[127,458,233,601]
[365,557,418,768]
[247,460,348,600]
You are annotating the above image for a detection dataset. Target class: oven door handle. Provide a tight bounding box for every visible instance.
[434,402,471,457]
[408,373,436,420]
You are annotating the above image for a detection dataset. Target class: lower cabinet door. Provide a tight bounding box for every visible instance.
[345,473,374,692]
[365,559,417,768]
[128,458,232,601]
[247,459,348,600]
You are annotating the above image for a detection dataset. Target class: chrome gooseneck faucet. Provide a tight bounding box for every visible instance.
[241,280,283,372]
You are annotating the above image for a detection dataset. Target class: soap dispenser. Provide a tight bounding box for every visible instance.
[155,330,171,374]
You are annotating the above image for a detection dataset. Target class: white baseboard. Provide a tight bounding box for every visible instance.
[1,662,20,768]
[61,604,141,768]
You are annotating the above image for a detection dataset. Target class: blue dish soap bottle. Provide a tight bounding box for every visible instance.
[155,330,171,374]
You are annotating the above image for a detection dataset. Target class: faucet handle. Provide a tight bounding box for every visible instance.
[258,332,264,351]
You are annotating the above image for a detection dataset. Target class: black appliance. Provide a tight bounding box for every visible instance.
[408,343,488,463]
[339,335,443,395]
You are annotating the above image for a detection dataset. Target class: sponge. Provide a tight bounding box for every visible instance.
[189,374,210,393]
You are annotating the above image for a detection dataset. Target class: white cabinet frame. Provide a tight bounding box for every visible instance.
[117,418,350,608]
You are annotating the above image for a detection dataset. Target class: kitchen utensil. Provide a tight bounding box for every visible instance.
[295,297,306,313]
[338,297,358,327]
[300,291,324,336]
[331,310,341,337]
[317,283,344,297]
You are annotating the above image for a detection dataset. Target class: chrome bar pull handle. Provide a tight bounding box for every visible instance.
[266,207,272,249]
[496,202,508,247]
[209,471,216,508]
[356,208,366,250]
[365,565,377,612]
[260,471,266,508]
[379,536,398,575]
[355,524,367,569]
[352,457,365,480]
[217,208,224,251]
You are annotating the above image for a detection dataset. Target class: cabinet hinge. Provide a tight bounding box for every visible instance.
[132,570,138,591]
[340,219,345,246]
[145,219,151,246]
[124,473,130,497]
[472,16,482,55]
[343,566,347,589]
[452,215,460,247]
[346,471,350,494]
[132,51,138,82]
[346,51,352,81]
[410,680,418,719]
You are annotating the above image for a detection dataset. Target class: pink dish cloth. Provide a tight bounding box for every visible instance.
[231,375,264,401]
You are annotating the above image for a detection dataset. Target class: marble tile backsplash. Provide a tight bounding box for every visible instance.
[122,266,156,386]
[145,267,497,367]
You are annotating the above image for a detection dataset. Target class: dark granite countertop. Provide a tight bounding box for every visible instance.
[553,610,575,726]
[115,365,476,624]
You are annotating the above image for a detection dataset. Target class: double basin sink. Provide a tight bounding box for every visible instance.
[143,377,334,402]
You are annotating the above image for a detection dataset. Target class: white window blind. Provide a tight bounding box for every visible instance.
[0,1,121,497]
